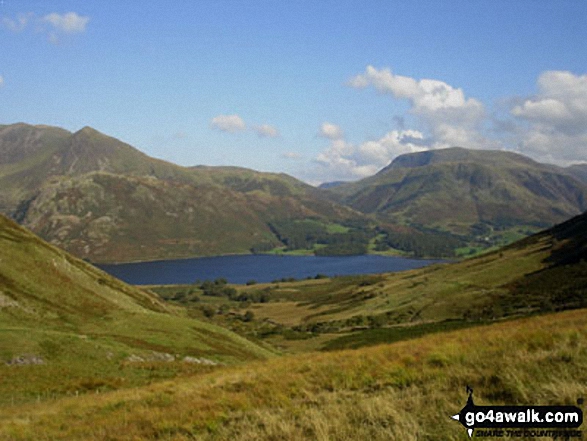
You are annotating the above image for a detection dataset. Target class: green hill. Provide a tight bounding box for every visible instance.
[0,123,363,262]
[0,214,273,404]
[325,147,587,255]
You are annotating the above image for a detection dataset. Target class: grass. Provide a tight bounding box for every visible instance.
[322,319,489,351]
[2,308,587,440]
[0,215,275,405]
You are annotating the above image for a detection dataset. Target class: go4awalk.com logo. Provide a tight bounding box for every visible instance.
[451,387,583,438]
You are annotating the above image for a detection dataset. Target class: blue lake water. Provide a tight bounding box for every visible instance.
[98,254,442,285]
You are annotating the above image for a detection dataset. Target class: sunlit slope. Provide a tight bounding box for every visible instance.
[0,123,363,262]
[327,147,587,235]
[0,214,273,396]
[2,308,586,440]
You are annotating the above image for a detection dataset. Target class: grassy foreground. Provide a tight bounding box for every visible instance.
[2,308,586,440]
[0,214,274,406]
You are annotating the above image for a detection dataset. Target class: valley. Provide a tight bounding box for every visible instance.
[1,124,586,440]
[4,2,586,439]
[1,205,586,439]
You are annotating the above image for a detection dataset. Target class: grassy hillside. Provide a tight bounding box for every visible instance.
[2,308,586,440]
[0,123,365,262]
[326,147,587,255]
[0,211,585,439]
[0,214,273,405]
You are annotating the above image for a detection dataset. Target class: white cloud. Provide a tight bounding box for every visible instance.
[511,71,587,164]
[42,12,89,34]
[253,124,280,138]
[349,66,487,148]
[512,71,587,136]
[349,66,483,114]
[315,129,431,181]
[2,12,89,44]
[310,67,587,183]
[210,114,247,133]
[0,75,4,87]
[318,122,344,140]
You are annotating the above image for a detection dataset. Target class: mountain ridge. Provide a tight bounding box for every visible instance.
[0,123,365,262]
[326,147,587,239]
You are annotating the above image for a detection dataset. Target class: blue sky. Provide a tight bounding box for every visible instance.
[1,1,586,184]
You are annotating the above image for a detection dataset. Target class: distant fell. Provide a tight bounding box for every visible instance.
[567,163,587,185]
[0,123,364,262]
[327,147,587,238]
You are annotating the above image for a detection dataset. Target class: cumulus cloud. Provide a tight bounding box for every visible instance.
[315,129,431,181]
[310,66,500,182]
[349,66,487,148]
[210,114,247,133]
[318,122,344,140]
[42,12,89,34]
[253,124,280,138]
[511,71,587,164]
[310,66,587,182]
[0,75,4,87]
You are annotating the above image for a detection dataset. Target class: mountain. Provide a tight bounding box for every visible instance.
[318,181,348,189]
[0,123,363,262]
[567,163,587,184]
[0,213,273,404]
[326,147,587,241]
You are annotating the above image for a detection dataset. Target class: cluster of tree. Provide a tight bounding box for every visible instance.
[269,219,328,250]
[249,242,275,254]
[315,231,372,256]
[199,278,271,303]
[267,219,374,256]
[200,304,255,322]
[200,278,237,298]
[375,227,465,258]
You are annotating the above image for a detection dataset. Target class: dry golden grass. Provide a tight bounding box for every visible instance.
[2,308,586,440]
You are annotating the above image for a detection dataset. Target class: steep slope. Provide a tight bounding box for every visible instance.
[327,147,587,236]
[0,123,363,262]
[0,213,273,403]
[567,163,587,185]
[0,124,198,214]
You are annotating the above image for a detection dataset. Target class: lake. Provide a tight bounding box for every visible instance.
[98,254,442,285]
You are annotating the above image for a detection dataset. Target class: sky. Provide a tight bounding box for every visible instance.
[1,0,586,184]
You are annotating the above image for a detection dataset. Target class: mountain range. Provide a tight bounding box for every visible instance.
[1,123,586,262]
[0,123,362,262]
